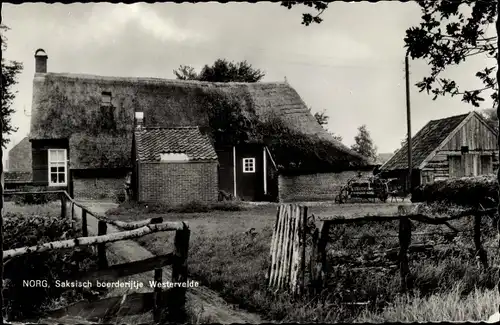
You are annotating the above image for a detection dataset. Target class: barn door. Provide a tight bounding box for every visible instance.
[448,155,463,178]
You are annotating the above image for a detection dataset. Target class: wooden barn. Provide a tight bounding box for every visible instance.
[379,111,499,189]
[29,49,371,202]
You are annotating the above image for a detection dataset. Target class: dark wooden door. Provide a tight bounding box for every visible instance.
[235,145,264,201]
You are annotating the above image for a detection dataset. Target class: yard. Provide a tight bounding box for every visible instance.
[106,200,499,323]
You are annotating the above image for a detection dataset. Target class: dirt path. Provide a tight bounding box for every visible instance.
[71,201,264,324]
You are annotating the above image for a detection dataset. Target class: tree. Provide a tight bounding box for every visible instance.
[351,125,377,161]
[480,108,498,131]
[173,59,265,83]
[404,1,497,108]
[173,65,198,80]
[312,109,343,142]
[1,25,23,148]
[313,110,329,126]
[280,1,329,26]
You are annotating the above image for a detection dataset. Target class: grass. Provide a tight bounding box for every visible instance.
[106,200,247,216]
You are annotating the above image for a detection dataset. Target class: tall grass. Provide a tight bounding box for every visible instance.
[138,202,500,322]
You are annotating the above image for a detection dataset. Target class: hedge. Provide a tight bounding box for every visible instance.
[411,175,498,208]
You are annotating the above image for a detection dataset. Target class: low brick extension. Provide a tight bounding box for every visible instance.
[278,170,373,202]
[138,161,218,205]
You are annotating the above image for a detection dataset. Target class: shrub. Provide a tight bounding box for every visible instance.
[3,212,101,320]
[13,186,60,205]
[411,175,498,208]
[114,189,127,203]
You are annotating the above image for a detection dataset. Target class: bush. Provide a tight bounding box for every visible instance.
[13,186,60,205]
[3,212,101,320]
[114,189,127,203]
[411,175,498,208]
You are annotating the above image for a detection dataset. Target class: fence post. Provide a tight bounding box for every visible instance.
[168,223,190,322]
[398,216,412,292]
[153,268,162,323]
[312,221,329,293]
[97,220,108,269]
[60,193,67,219]
[71,202,75,221]
[82,209,88,237]
[474,215,488,268]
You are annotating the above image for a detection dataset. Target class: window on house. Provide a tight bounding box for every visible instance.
[243,158,255,173]
[48,149,67,186]
[101,91,112,106]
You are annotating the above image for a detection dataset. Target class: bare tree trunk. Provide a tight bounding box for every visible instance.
[497,0,500,313]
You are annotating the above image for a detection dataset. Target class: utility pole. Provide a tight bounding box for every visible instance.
[405,53,412,194]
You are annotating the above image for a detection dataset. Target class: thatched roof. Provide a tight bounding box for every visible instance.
[30,72,368,170]
[381,113,472,171]
[8,136,32,172]
[135,127,217,161]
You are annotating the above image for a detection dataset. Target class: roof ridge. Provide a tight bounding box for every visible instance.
[428,112,470,122]
[44,72,289,87]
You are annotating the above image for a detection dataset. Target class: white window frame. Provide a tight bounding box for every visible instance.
[242,158,255,173]
[48,149,68,186]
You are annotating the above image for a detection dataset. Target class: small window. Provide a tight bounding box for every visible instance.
[48,149,67,186]
[101,91,112,106]
[243,158,255,173]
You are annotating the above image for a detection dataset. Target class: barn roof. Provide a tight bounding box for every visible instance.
[381,112,473,171]
[29,72,368,170]
[135,127,218,161]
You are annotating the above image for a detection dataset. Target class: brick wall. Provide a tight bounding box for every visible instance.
[138,161,218,205]
[73,176,125,200]
[278,170,373,202]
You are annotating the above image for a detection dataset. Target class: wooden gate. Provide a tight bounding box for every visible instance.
[267,204,307,295]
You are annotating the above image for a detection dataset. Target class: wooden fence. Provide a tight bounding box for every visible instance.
[266,204,307,295]
[3,191,190,323]
[311,204,496,293]
[267,203,497,296]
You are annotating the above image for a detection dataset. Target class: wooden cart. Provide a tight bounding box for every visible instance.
[337,176,389,204]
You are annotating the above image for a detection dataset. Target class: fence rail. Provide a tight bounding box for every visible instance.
[4,190,190,323]
[267,203,497,296]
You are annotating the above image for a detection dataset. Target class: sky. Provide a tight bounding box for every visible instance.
[2,1,496,166]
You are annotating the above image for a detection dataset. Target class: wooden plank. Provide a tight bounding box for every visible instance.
[153,268,162,323]
[278,204,291,289]
[74,253,174,283]
[82,209,88,237]
[4,222,182,260]
[298,206,307,296]
[289,205,300,294]
[269,205,285,288]
[283,204,295,290]
[474,215,488,268]
[97,221,108,269]
[273,205,286,289]
[267,206,281,286]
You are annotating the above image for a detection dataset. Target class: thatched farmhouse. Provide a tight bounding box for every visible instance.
[379,111,499,189]
[29,49,372,203]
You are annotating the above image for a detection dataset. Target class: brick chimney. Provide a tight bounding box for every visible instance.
[35,49,48,73]
[135,112,144,130]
